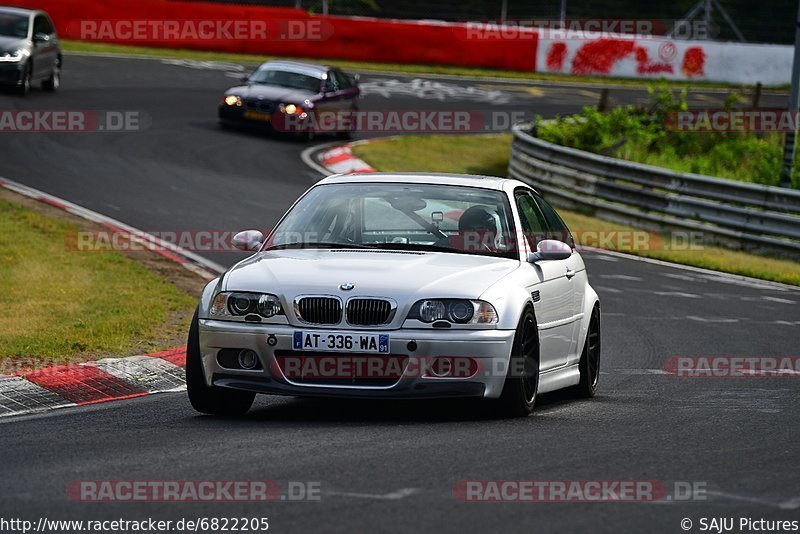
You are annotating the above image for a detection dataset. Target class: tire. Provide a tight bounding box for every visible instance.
[15,62,32,96]
[494,308,539,417]
[186,309,255,416]
[42,58,60,92]
[335,105,358,139]
[572,305,601,398]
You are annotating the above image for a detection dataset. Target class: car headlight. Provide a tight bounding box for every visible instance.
[210,292,284,319]
[279,103,304,115]
[407,299,498,325]
[0,50,25,63]
[223,95,242,107]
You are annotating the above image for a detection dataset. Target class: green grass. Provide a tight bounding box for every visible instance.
[0,198,196,363]
[352,134,800,286]
[61,40,780,90]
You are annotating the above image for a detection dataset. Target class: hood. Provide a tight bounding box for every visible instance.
[225,84,318,104]
[0,36,28,52]
[223,249,520,304]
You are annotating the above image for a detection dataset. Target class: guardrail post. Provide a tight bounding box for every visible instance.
[780,0,800,189]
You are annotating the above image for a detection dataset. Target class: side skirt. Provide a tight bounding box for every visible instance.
[538,363,580,394]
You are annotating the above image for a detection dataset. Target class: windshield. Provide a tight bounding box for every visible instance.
[266,183,518,259]
[248,68,321,93]
[0,13,29,38]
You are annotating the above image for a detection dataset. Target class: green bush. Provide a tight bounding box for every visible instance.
[536,85,799,188]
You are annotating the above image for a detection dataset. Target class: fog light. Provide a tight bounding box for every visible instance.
[238,349,259,370]
[429,357,453,377]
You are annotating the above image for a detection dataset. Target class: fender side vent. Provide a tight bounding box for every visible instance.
[531,290,541,302]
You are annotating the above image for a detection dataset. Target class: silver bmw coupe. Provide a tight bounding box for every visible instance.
[187,172,601,417]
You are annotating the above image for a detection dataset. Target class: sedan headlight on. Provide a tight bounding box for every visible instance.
[210,292,284,319]
[0,50,25,63]
[407,299,498,325]
[279,103,304,115]
[223,95,242,107]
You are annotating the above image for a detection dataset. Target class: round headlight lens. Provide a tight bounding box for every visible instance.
[224,95,242,106]
[229,295,253,315]
[448,301,475,323]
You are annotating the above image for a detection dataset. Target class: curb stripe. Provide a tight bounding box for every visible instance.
[318,145,375,174]
[148,346,187,368]
[23,365,150,405]
[94,356,186,393]
[0,377,74,416]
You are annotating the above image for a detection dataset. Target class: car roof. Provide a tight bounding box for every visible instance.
[318,172,524,191]
[0,6,38,16]
[258,60,331,79]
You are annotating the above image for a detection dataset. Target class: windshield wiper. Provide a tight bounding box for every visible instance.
[265,242,377,251]
[369,242,453,253]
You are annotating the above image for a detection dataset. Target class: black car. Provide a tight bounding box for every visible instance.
[0,6,61,95]
[218,60,360,138]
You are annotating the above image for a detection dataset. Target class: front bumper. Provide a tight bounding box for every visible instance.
[199,319,516,399]
[0,62,25,87]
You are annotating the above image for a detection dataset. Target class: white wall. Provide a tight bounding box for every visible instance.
[536,32,792,85]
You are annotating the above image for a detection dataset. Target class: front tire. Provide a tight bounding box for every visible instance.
[186,309,255,416]
[494,308,539,417]
[42,58,60,92]
[572,305,601,398]
[15,62,32,96]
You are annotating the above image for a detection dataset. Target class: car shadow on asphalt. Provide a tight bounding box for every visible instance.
[193,389,592,425]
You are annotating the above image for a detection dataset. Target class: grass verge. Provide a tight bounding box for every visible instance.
[351,134,800,286]
[61,40,778,90]
[0,189,199,364]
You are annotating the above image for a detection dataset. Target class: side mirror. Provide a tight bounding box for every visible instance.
[353,73,360,83]
[232,230,264,252]
[527,239,572,262]
[33,33,50,44]
[238,72,250,83]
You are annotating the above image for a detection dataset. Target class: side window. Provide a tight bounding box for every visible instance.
[33,15,53,35]
[33,15,47,35]
[323,73,339,93]
[514,191,548,250]
[333,70,352,89]
[533,192,574,247]
[43,16,55,34]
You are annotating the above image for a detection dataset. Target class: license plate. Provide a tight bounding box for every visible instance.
[244,111,271,122]
[293,331,389,353]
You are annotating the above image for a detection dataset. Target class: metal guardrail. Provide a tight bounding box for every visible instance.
[508,123,800,257]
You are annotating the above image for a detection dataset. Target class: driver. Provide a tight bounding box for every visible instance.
[456,205,499,252]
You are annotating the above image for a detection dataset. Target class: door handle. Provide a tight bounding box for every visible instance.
[565,268,576,280]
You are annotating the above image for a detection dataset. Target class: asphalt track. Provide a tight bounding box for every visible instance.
[1,55,798,533]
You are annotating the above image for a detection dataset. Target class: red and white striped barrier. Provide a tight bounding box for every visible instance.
[317,145,375,174]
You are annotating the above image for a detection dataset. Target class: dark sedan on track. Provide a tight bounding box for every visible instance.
[0,6,61,94]
[218,60,359,138]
